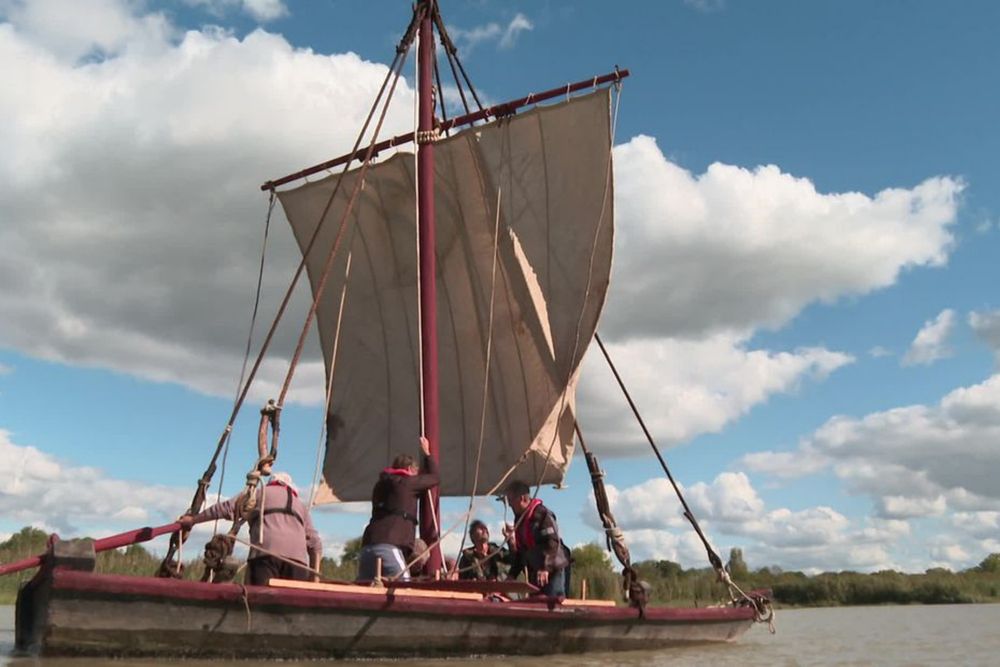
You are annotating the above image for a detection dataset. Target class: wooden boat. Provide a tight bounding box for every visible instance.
[8,0,772,658]
[16,561,761,659]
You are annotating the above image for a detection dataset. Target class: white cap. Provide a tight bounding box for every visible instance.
[270,471,299,495]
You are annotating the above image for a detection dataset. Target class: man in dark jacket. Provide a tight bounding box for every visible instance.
[358,436,439,581]
[503,480,570,597]
[457,520,508,581]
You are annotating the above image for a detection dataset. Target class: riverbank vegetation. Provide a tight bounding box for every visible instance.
[3,528,999,607]
[574,546,1000,607]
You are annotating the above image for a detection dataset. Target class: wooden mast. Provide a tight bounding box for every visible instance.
[416,0,442,575]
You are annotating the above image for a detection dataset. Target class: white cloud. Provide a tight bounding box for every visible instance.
[242,0,287,22]
[579,335,853,453]
[878,495,946,520]
[0,7,414,406]
[184,0,288,23]
[0,1,962,462]
[620,528,707,564]
[745,373,1000,519]
[950,511,1000,539]
[608,136,961,341]
[969,309,1000,358]
[974,216,997,234]
[902,309,956,366]
[447,13,534,54]
[0,0,173,62]
[586,471,911,572]
[868,346,892,359]
[0,429,189,534]
[928,542,971,570]
[684,0,726,12]
[0,362,11,376]
[498,13,533,49]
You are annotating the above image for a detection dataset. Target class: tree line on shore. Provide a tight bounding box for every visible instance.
[2,527,999,607]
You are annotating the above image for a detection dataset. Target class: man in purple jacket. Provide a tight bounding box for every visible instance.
[180,472,322,586]
[358,436,439,581]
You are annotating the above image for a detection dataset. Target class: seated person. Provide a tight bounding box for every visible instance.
[457,520,509,581]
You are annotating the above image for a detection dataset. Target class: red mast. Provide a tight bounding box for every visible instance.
[416,0,442,575]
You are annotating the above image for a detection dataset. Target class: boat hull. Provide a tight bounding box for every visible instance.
[17,568,756,658]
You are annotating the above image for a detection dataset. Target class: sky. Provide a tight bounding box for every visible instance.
[1,0,999,576]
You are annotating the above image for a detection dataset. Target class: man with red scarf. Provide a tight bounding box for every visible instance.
[503,480,570,597]
[358,436,439,581]
[180,471,322,586]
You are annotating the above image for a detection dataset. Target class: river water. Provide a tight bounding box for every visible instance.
[2,603,999,666]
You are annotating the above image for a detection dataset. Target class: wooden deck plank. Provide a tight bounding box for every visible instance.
[268,578,484,601]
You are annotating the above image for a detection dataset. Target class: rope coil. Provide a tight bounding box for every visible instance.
[416,127,441,144]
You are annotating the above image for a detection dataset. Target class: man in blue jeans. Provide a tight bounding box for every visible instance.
[503,480,570,597]
[357,436,438,581]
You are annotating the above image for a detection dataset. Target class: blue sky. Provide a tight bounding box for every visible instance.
[1,0,999,575]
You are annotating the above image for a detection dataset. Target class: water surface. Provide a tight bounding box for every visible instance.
[3,603,999,665]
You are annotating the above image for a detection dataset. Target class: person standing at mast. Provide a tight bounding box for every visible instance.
[358,436,439,581]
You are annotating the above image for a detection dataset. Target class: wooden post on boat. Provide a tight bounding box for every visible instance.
[416,0,442,575]
[581,579,589,600]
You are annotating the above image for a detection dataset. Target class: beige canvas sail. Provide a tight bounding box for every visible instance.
[277,90,613,502]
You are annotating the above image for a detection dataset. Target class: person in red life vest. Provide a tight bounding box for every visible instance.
[502,480,570,597]
[179,472,322,586]
[357,436,439,581]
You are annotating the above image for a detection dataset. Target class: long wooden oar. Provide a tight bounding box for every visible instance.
[0,521,181,577]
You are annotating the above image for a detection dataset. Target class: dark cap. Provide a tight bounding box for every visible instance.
[503,479,531,497]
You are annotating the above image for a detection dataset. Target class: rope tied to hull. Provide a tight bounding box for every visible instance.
[576,424,647,615]
[592,332,777,625]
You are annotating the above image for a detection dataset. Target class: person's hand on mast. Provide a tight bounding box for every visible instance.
[419,435,430,457]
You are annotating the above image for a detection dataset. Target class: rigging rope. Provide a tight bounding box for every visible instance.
[157,5,423,577]
[574,422,647,613]
[591,332,725,576]
[526,78,623,496]
[245,52,413,538]
[433,56,450,136]
[273,31,415,426]
[308,249,354,508]
[432,10,485,113]
[452,184,504,571]
[214,190,276,530]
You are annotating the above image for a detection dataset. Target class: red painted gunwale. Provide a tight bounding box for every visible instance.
[50,568,756,624]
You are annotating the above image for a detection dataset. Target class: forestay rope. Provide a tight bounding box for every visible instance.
[592,332,774,626]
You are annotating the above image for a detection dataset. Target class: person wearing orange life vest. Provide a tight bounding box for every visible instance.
[502,480,570,597]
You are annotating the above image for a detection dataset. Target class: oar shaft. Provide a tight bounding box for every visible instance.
[0,521,181,577]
